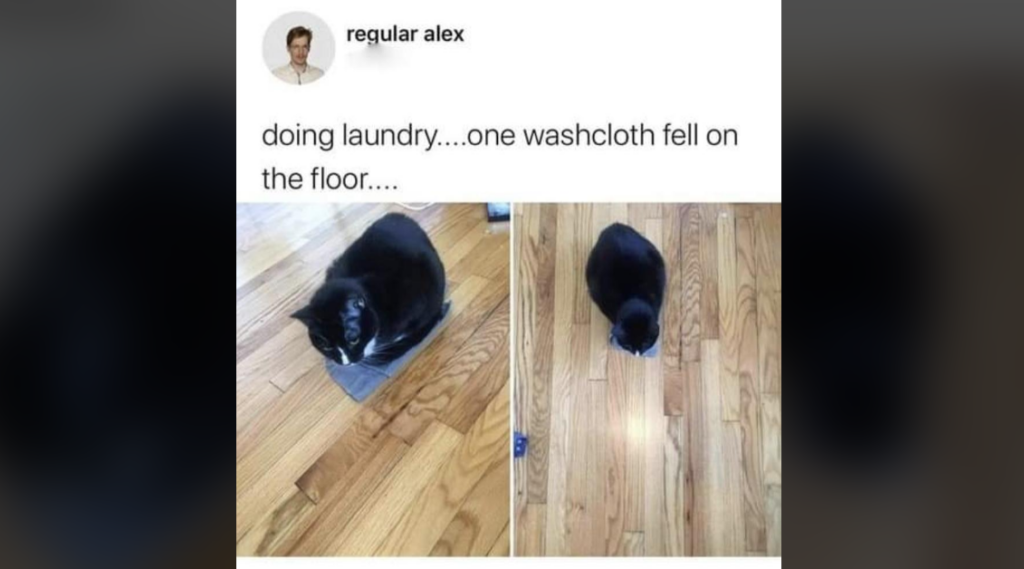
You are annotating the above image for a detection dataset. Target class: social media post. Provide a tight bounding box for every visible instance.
[237,0,781,203]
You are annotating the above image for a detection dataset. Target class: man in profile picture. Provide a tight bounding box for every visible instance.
[272,26,324,85]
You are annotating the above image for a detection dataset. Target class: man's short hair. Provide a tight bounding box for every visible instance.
[287,26,313,47]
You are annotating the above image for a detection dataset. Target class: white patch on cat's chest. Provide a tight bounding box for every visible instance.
[364,337,378,357]
[338,348,349,365]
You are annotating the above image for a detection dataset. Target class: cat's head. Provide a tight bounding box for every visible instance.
[612,298,659,356]
[291,279,379,366]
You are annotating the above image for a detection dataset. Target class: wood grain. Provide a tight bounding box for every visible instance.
[514,204,781,557]
[717,209,741,422]
[376,382,510,556]
[430,456,512,556]
[736,216,766,553]
[516,503,547,556]
[236,204,510,556]
[661,204,684,367]
[664,416,687,556]
[276,432,410,556]
[699,204,721,339]
[680,204,703,361]
[318,422,463,555]
[762,393,782,487]
[765,485,782,556]
[527,204,557,504]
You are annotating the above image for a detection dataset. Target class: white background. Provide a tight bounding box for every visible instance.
[237,0,781,204]
[262,11,337,75]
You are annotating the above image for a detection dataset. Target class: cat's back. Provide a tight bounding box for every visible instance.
[589,222,663,274]
[330,213,442,279]
[587,222,666,308]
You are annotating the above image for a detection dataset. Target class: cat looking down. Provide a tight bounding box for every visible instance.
[292,213,446,366]
[586,222,666,357]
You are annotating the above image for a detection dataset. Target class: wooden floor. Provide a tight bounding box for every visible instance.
[236,203,511,557]
[514,204,782,556]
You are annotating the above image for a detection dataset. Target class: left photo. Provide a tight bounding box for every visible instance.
[236,203,511,556]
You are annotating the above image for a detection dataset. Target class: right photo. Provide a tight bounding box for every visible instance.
[514,203,782,556]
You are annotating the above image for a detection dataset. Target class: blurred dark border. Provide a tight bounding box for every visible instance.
[786,1,1024,568]
[0,2,235,569]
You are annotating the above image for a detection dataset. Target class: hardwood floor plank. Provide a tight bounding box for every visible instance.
[589,204,611,380]
[573,204,594,324]
[622,531,645,556]
[516,503,547,556]
[447,230,508,284]
[619,350,646,532]
[754,205,782,293]
[488,523,511,556]
[681,204,703,361]
[388,298,509,443]
[369,275,504,420]
[758,289,782,394]
[605,348,630,555]
[527,204,558,503]
[236,486,314,556]
[236,372,361,540]
[565,325,592,555]
[236,380,281,439]
[430,456,512,556]
[236,320,322,394]
[514,206,535,516]
[765,485,782,556]
[321,422,464,556]
[762,393,782,486]
[376,381,510,556]
[717,209,741,422]
[440,218,491,272]
[664,416,687,556]
[249,433,408,556]
[544,203,579,555]
[699,204,721,339]
[293,407,387,503]
[643,347,667,556]
[587,380,608,555]
[661,204,684,367]
[438,334,511,433]
[609,203,629,225]
[736,216,766,553]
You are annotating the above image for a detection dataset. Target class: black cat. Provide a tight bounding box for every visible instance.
[292,213,446,366]
[586,222,666,356]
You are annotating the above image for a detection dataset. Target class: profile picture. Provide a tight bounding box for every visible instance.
[263,12,335,86]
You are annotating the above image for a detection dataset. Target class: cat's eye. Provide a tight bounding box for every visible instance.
[311,333,329,349]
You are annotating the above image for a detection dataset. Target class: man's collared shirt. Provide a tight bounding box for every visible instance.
[272,64,324,85]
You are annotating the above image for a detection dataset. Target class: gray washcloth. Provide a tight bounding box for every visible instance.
[610,334,660,358]
[326,302,451,402]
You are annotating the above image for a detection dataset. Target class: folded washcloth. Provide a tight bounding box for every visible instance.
[326,301,452,402]
[609,334,660,358]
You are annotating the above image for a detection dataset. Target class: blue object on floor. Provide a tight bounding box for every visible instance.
[514,432,528,458]
[326,302,451,402]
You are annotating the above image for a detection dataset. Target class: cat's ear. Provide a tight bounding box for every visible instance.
[291,305,316,327]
